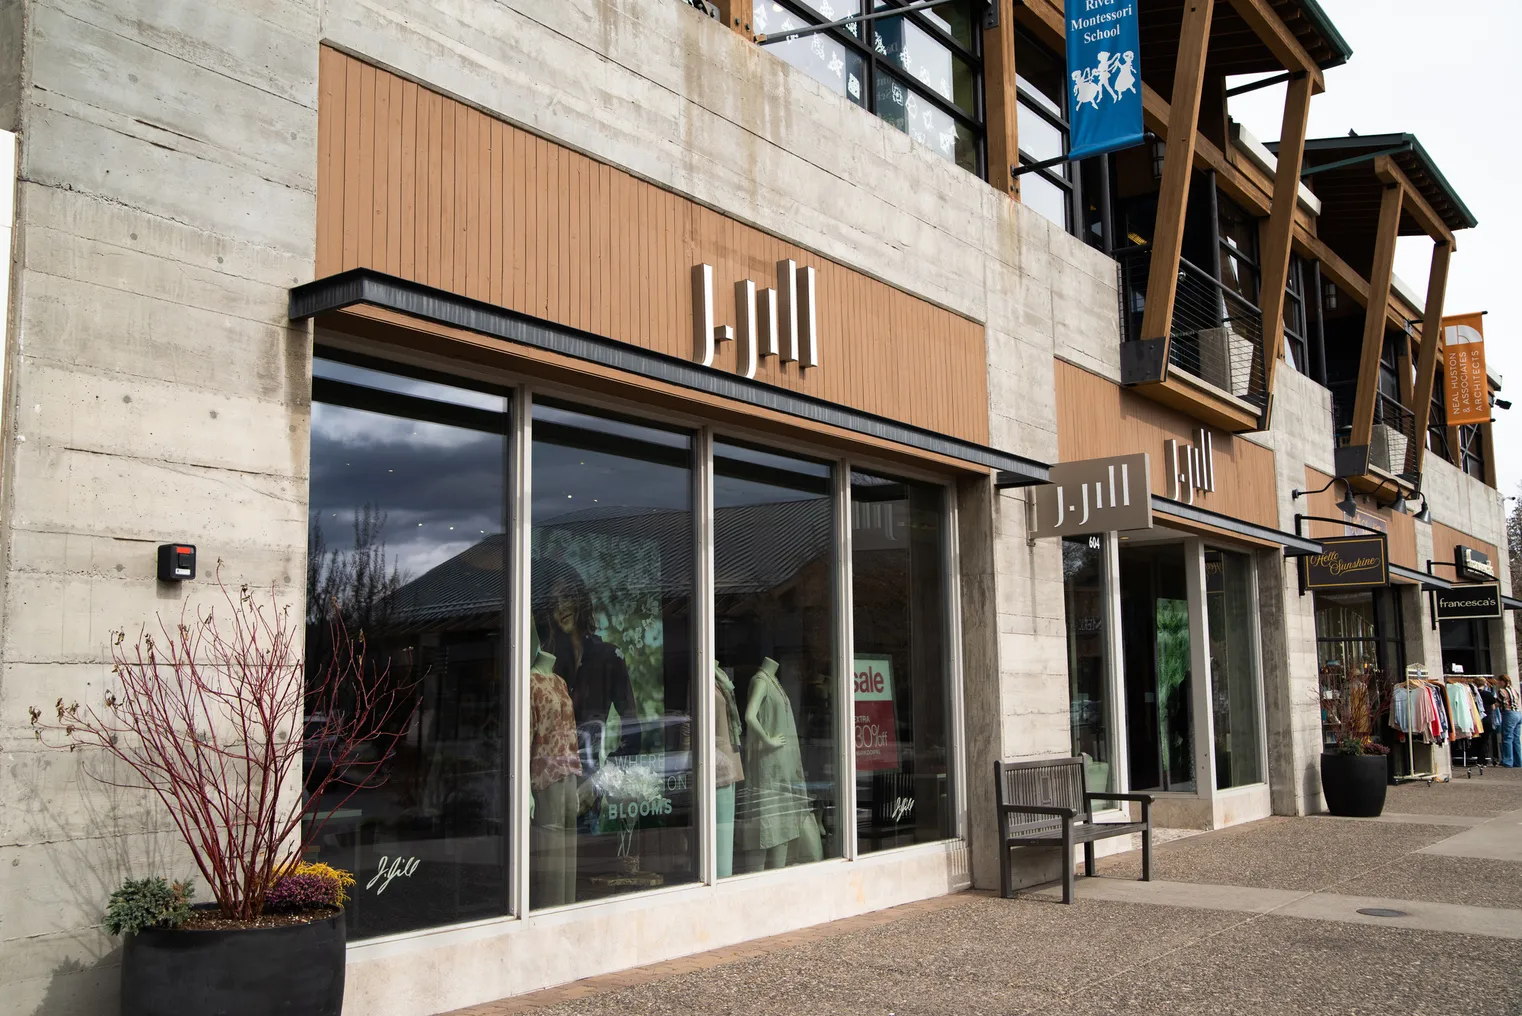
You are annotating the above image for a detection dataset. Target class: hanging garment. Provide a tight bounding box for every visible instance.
[1392,685,1411,733]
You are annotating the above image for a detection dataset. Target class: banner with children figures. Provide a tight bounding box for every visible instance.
[1065,0,1143,161]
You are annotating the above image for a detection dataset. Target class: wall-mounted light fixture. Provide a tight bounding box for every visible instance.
[1291,476,1358,518]
[1322,278,1338,312]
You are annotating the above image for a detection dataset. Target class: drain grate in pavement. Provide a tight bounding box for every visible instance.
[1356,908,1410,918]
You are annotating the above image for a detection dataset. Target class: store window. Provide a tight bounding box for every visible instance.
[852,470,953,853]
[1313,589,1404,749]
[753,0,984,175]
[1205,550,1262,788]
[1119,543,1195,793]
[1441,618,1493,676]
[1013,26,1074,231]
[306,354,512,940]
[529,401,697,906]
[714,441,839,875]
[1063,535,1116,798]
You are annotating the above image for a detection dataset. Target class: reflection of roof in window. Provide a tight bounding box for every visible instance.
[379,500,834,631]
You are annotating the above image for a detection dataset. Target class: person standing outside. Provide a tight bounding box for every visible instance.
[1501,677,1522,768]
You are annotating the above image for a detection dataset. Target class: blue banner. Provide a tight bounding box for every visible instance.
[1065,0,1143,161]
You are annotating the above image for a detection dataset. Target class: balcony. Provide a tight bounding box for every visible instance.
[1116,246,1268,431]
[1330,382,1421,489]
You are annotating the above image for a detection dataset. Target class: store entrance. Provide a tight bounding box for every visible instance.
[1119,542,1196,793]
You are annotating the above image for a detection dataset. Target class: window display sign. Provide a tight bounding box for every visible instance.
[1442,313,1490,427]
[1301,535,1389,590]
[853,655,900,772]
[1435,583,1502,621]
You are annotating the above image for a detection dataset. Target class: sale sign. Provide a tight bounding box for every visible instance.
[853,655,900,772]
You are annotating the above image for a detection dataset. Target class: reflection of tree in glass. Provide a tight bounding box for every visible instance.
[533,530,664,725]
[307,503,406,636]
[1155,598,1190,778]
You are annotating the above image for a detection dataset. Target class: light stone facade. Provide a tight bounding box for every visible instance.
[0,1,1515,1014]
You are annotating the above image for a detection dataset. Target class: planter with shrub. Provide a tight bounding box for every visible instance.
[30,572,414,1016]
[1318,661,1392,817]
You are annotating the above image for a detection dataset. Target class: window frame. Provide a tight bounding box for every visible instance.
[1012,24,1078,233]
[756,0,987,177]
[305,341,968,933]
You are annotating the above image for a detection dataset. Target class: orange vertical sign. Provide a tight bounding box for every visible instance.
[1442,313,1490,426]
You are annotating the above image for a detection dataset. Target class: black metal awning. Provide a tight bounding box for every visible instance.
[290,269,1050,485]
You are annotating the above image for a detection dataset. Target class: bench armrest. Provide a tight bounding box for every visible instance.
[1085,792,1153,805]
[1001,804,1076,819]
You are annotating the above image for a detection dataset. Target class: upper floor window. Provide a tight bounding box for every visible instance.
[1013,27,1072,231]
[1428,369,1451,462]
[754,0,984,176]
[1283,254,1309,375]
[1217,195,1260,305]
[1459,423,1487,480]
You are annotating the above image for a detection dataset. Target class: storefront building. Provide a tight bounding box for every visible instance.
[1,1,1518,1014]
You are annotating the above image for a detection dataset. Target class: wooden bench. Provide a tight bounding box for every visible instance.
[995,757,1153,904]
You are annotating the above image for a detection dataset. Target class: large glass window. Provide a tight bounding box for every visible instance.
[753,0,984,176]
[529,402,696,906]
[1314,589,1405,749]
[714,442,840,875]
[1441,619,1493,676]
[1119,542,1195,793]
[1013,26,1074,232]
[306,354,512,940]
[851,470,953,852]
[1206,549,1262,788]
[1216,195,1260,304]
[1063,536,1115,798]
[1459,423,1488,480]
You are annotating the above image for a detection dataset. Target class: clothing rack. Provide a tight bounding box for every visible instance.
[1445,675,1499,778]
[1394,666,1441,785]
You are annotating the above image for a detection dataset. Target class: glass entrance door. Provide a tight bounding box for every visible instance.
[1119,542,1195,793]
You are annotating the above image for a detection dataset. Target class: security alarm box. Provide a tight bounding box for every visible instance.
[157,544,197,581]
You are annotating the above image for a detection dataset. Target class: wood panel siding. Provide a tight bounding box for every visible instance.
[1302,467,1418,572]
[1431,521,1498,578]
[1054,360,1277,529]
[314,48,989,445]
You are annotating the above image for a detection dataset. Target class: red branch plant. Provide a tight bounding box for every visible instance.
[29,568,417,922]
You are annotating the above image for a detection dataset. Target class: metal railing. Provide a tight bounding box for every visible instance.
[1114,246,1268,411]
[1329,382,1421,478]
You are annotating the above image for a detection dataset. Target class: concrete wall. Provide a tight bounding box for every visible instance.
[0,0,318,1011]
[0,0,1086,1012]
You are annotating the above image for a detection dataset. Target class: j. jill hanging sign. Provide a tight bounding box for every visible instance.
[692,260,819,377]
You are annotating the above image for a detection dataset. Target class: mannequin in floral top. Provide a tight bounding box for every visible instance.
[530,644,581,908]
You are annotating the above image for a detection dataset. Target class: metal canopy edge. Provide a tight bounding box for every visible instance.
[1152,496,1323,555]
[1394,564,1452,590]
[290,269,1050,483]
[1504,596,1522,612]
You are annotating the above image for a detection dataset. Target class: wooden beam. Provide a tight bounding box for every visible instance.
[1140,0,1216,345]
[983,0,1019,199]
[1373,156,1456,247]
[1348,184,1404,449]
[1225,0,1325,91]
[1257,71,1313,397]
[1409,240,1451,478]
[712,0,751,36]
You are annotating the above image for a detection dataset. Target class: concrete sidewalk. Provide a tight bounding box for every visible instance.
[450,770,1522,1016]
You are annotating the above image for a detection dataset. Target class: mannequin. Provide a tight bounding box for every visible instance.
[740,657,807,869]
[529,637,581,908]
[714,664,745,878]
[535,560,637,758]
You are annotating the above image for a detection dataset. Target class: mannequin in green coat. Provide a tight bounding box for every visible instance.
[741,657,806,869]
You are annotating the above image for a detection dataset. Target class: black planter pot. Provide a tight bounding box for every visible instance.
[121,906,345,1016]
[1320,752,1389,817]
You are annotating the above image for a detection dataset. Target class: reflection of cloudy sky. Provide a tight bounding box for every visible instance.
[532,404,691,527]
[310,402,507,579]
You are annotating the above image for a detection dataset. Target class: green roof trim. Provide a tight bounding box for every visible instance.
[1299,0,1352,69]
[1274,133,1478,231]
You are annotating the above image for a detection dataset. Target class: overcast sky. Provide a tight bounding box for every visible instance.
[1227,0,1521,503]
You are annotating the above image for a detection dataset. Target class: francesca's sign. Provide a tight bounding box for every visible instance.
[693,261,818,377]
[1301,535,1389,590]
[1442,313,1489,427]
[1435,583,1502,621]
[1033,453,1152,538]
[853,655,900,773]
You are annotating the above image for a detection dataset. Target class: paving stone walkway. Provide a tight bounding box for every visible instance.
[450,769,1522,1016]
